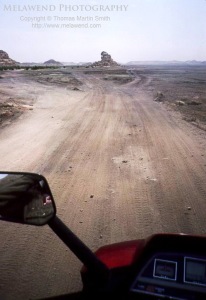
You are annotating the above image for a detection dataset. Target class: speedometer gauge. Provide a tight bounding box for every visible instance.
[153,259,177,281]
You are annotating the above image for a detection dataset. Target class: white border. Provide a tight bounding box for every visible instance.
[184,257,206,287]
[153,259,177,281]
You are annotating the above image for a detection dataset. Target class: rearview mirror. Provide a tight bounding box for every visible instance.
[0,172,56,225]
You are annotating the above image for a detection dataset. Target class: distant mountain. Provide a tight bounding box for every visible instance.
[78,62,92,66]
[21,62,43,66]
[61,62,92,66]
[61,62,77,66]
[126,60,206,66]
[43,59,63,66]
[20,61,92,67]
[185,60,206,65]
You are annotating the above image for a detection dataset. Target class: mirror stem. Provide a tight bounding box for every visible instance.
[48,216,109,281]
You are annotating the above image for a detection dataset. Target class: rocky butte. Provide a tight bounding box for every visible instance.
[91,51,120,68]
[0,50,18,66]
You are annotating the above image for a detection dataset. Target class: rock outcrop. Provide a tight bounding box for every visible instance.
[0,50,18,66]
[92,51,119,67]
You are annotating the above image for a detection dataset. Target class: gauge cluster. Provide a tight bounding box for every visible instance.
[130,252,206,299]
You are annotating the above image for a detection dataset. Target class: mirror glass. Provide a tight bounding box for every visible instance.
[0,172,56,225]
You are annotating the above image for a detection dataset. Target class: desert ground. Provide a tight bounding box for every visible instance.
[0,65,206,299]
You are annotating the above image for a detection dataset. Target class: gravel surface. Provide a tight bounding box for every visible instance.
[0,67,205,299]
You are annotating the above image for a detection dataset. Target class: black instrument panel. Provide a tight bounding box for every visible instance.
[130,252,206,299]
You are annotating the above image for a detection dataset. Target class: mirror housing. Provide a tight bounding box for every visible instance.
[0,172,56,225]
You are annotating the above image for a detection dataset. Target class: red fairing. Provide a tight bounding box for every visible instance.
[94,239,145,269]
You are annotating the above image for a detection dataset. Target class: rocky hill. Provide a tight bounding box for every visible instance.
[92,51,119,67]
[43,59,63,66]
[0,50,18,66]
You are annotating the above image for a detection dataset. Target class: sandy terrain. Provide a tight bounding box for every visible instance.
[0,67,206,299]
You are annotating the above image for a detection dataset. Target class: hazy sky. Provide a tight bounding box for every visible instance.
[0,0,206,63]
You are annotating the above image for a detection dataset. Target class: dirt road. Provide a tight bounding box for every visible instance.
[0,69,206,299]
